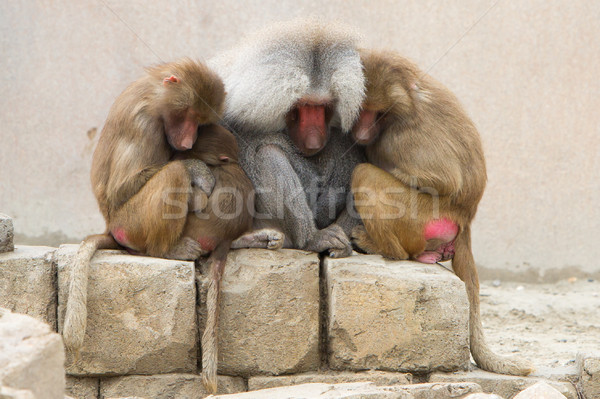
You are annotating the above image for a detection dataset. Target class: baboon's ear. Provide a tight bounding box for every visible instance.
[163,75,180,85]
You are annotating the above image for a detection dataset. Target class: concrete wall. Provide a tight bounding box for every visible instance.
[1,1,598,280]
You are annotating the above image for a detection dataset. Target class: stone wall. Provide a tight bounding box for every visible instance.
[1,226,594,398]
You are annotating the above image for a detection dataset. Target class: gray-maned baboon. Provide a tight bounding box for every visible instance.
[208,19,366,258]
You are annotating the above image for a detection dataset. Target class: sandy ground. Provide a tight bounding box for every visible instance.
[479,278,600,374]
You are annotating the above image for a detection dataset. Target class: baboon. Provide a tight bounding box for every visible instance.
[351,49,534,376]
[63,60,283,383]
[173,124,276,393]
[208,19,366,257]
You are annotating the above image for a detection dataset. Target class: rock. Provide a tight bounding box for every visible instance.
[530,366,578,381]
[212,381,481,398]
[56,245,197,375]
[197,249,320,376]
[0,387,35,399]
[104,397,147,399]
[399,383,482,398]
[430,370,577,399]
[0,246,57,329]
[65,377,98,399]
[248,370,412,390]
[513,381,566,398]
[0,308,65,399]
[325,255,470,373]
[463,394,504,399]
[100,374,245,398]
[0,214,14,253]
[103,397,147,399]
[577,352,600,399]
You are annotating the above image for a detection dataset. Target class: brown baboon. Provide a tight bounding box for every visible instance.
[351,49,534,376]
[63,60,283,396]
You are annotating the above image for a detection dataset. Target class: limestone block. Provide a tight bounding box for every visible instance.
[0,387,35,399]
[0,308,65,399]
[56,245,196,375]
[430,370,576,399]
[65,377,98,399]
[248,370,412,390]
[398,383,482,399]
[0,214,14,253]
[513,381,567,398]
[213,381,481,398]
[197,249,320,376]
[325,255,470,373]
[0,246,57,329]
[100,374,245,398]
[577,352,600,399]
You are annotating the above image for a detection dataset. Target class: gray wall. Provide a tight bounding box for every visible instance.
[1,1,599,281]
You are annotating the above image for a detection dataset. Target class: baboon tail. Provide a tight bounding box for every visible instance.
[453,227,535,376]
[202,240,231,394]
[62,233,119,353]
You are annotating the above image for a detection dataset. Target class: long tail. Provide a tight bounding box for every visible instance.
[453,226,535,376]
[201,240,231,394]
[62,234,119,353]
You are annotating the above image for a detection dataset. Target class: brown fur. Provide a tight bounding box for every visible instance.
[174,124,254,249]
[63,59,224,362]
[64,60,282,395]
[353,164,459,260]
[351,49,534,376]
[174,125,255,393]
[92,59,225,256]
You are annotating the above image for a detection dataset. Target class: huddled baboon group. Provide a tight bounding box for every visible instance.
[62,18,533,393]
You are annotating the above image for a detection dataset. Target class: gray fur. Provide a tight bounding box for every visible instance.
[209,19,365,133]
[208,20,365,256]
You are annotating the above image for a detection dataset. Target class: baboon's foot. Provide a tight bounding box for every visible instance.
[437,240,455,261]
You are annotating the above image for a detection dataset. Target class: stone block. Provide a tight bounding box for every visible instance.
[65,377,98,399]
[56,245,197,375]
[0,246,57,329]
[214,381,481,398]
[325,255,470,373]
[0,308,65,399]
[0,387,35,399]
[100,374,245,398]
[248,370,412,390]
[430,370,576,399]
[0,214,14,253]
[513,381,567,398]
[197,249,320,376]
[577,352,600,399]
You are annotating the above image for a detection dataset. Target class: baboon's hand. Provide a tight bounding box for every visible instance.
[182,159,215,195]
[305,224,352,258]
[231,229,285,250]
[163,237,208,261]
